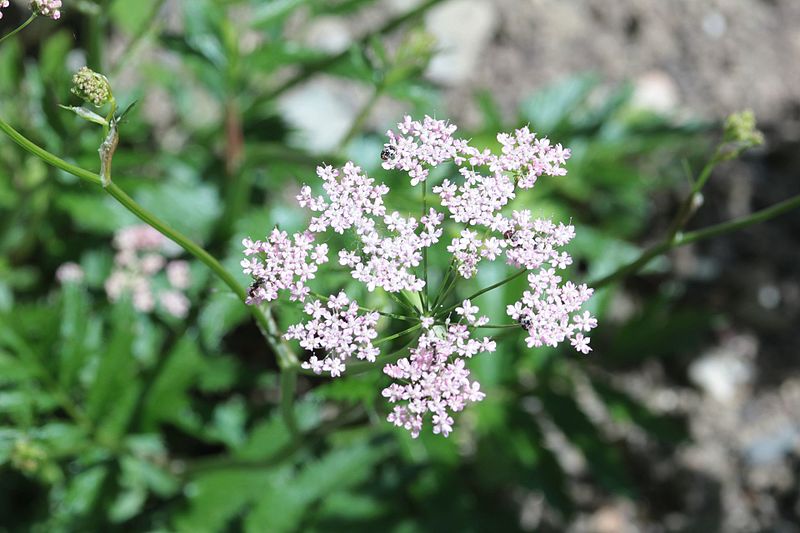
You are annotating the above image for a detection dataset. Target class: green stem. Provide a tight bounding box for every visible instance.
[386,290,418,315]
[250,0,443,105]
[85,3,106,71]
[337,82,384,152]
[375,322,422,347]
[436,268,528,318]
[0,13,36,46]
[433,266,459,311]
[431,257,456,309]
[308,291,415,322]
[0,117,274,343]
[109,0,167,78]
[665,150,720,241]
[464,323,519,329]
[280,369,299,437]
[421,179,429,311]
[591,192,800,288]
[297,333,420,377]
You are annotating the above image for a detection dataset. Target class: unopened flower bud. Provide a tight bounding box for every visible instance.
[71,66,112,107]
[723,109,764,148]
[31,0,62,20]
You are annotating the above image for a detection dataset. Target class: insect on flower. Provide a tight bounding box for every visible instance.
[380,145,397,162]
[248,277,266,299]
[503,229,521,247]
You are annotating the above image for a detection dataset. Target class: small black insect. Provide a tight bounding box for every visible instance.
[380,145,396,162]
[503,229,521,247]
[248,277,266,299]
[518,315,533,331]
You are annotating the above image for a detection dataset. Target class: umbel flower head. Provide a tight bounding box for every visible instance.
[71,66,112,107]
[0,1,10,20]
[31,0,62,19]
[243,115,596,437]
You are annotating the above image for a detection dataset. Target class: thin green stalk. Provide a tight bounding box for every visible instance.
[280,369,299,437]
[109,0,167,78]
[421,179,429,311]
[678,193,800,245]
[85,2,106,71]
[0,13,36,46]
[374,322,422,347]
[591,192,800,288]
[337,82,384,152]
[298,334,420,377]
[436,268,528,318]
[386,290,419,315]
[433,266,459,311]
[465,323,519,329]
[250,0,443,105]
[309,291,415,322]
[0,117,274,342]
[431,257,456,309]
[665,152,720,241]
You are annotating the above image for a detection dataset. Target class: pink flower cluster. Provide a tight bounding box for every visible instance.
[31,0,61,19]
[241,229,327,304]
[286,292,380,377]
[0,1,9,20]
[105,225,191,318]
[383,301,494,438]
[243,115,597,437]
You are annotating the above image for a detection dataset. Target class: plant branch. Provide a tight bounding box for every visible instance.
[0,117,275,345]
[109,0,168,78]
[0,13,36,46]
[436,268,527,318]
[251,0,443,105]
[591,192,800,288]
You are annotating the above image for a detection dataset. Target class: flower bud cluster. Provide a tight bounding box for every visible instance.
[105,225,191,318]
[71,66,112,107]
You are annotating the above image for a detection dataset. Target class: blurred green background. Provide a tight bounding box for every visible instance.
[1,0,799,531]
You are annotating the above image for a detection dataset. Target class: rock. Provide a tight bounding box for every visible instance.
[425,0,498,85]
[688,335,757,404]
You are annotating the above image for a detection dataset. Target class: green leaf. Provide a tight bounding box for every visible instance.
[244,443,391,533]
[590,378,688,445]
[539,388,634,496]
[134,180,223,243]
[85,300,139,440]
[141,336,204,430]
[59,105,108,127]
[520,74,598,134]
[175,468,284,532]
[198,292,248,350]
[56,193,138,234]
[58,284,97,389]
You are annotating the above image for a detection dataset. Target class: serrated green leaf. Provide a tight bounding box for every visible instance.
[520,74,598,134]
[141,336,204,430]
[85,300,139,439]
